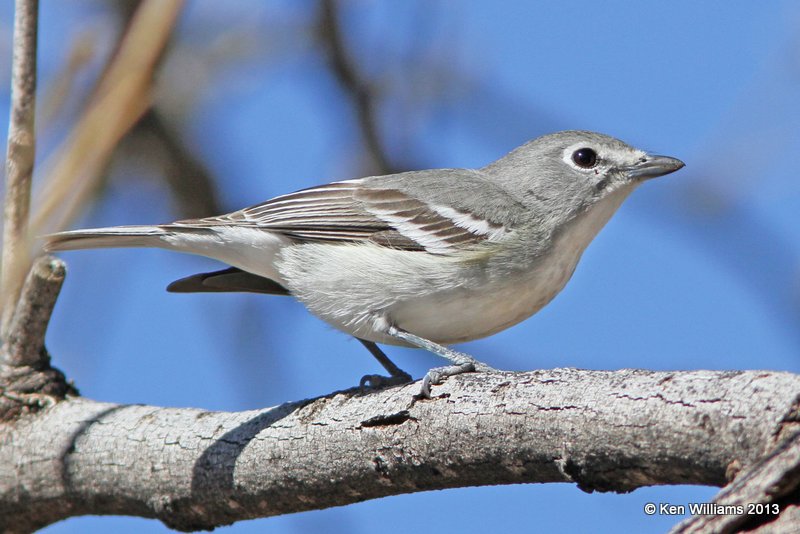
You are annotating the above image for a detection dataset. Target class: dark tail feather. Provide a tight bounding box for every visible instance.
[167,268,290,296]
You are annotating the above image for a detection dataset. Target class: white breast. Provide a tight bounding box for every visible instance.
[387,185,636,344]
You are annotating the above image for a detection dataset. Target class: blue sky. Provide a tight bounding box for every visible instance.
[1,1,798,532]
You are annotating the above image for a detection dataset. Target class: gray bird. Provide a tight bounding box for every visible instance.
[44,130,684,397]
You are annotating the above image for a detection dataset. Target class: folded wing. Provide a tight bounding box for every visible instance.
[173,174,510,255]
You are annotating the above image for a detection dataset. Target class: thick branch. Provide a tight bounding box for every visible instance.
[1,0,39,335]
[1,369,797,532]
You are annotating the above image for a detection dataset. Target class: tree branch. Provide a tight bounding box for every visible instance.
[1,0,39,336]
[1,368,797,532]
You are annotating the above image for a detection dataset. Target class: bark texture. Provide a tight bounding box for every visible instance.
[1,368,798,532]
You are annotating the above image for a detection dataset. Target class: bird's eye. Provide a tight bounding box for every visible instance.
[572,148,597,169]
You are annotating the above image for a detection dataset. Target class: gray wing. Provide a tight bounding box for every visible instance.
[171,170,520,255]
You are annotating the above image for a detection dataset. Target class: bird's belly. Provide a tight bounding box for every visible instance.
[387,253,579,345]
[279,240,585,347]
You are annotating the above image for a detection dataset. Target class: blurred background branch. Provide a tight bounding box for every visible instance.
[30,0,184,236]
[317,0,394,175]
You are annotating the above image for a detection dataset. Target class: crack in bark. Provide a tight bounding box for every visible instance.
[610,391,718,408]
[360,410,412,427]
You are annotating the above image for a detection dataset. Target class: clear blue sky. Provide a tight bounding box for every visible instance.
[1,1,798,532]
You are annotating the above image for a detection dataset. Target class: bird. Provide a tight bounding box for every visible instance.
[44,130,684,397]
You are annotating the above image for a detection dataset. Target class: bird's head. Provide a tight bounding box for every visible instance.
[484,130,685,220]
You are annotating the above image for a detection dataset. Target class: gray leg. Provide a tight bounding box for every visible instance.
[385,325,496,398]
[357,338,412,391]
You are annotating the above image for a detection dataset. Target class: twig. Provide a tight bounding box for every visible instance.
[0,256,73,419]
[318,0,394,175]
[1,0,39,336]
[0,256,65,368]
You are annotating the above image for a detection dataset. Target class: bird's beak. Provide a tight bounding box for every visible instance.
[626,155,685,180]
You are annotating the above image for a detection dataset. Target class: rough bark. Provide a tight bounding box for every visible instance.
[1,368,798,532]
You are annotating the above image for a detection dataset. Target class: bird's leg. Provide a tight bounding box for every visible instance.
[357,338,413,391]
[385,325,497,398]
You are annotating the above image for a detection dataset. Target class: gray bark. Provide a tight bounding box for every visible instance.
[1,368,798,532]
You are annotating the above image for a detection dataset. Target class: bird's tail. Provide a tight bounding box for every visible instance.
[43,225,171,252]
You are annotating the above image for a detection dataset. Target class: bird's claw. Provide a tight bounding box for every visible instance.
[359,372,413,393]
[419,362,476,398]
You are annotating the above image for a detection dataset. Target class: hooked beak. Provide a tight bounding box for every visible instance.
[626,155,685,180]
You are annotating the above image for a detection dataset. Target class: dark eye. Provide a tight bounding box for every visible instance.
[572,148,597,169]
